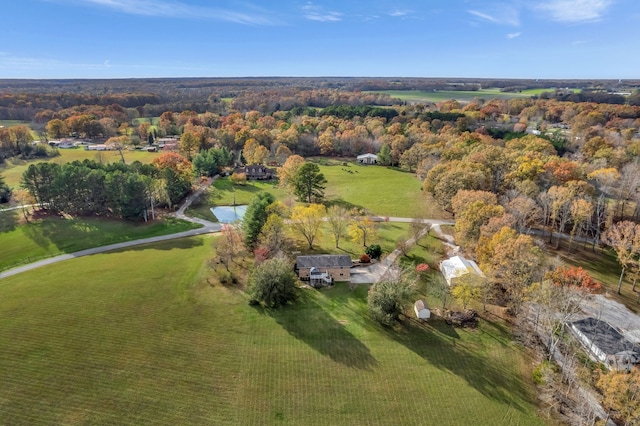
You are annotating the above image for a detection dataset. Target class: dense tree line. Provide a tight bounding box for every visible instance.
[20,154,192,220]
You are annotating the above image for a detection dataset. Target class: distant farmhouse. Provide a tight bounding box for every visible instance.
[570,317,640,371]
[356,153,378,165]
[440,255,485,287]
[236,165,276,180]
[295,255,352,287]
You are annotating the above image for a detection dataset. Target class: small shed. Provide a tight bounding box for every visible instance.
[440,255,485,287]
[414,300,431,320]
[356,153,378,165]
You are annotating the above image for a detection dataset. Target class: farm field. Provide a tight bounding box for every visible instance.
[0,214,199,271]
[0,148,159,188]
[0,237,545,425]
[371,89,537,103]
[190,161,449,220]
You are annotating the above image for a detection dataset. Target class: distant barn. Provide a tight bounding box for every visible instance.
[356,153,378,165]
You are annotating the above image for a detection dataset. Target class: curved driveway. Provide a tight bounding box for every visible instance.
[0,178,222,280]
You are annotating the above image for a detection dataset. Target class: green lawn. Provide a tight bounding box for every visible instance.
[0,214,200,271]
[189,164,448,221]
[371,89,536,103]
[318,161,448,218]
[0,238,545,425]
[0,149,159,188]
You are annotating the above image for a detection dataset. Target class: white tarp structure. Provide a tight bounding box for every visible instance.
[356,153,378,164]
[440,255,484,287]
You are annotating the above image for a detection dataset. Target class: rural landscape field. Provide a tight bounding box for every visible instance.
[2,0,640,425]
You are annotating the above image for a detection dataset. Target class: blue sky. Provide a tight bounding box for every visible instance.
[0,0,638,79]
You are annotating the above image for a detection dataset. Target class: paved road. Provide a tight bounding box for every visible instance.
[0,179,222,280]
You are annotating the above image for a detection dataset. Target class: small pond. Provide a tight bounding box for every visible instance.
[210,205,248,224]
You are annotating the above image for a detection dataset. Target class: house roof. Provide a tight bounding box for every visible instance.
[571,318,639,356]
[357,153,378,160]
[296,255,352,268]
[439,255,484,286]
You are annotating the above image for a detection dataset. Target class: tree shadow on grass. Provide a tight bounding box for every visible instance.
[263,290,378,370]
[384,318,531,413]
[0,208,20,233]
[324,198,362,212]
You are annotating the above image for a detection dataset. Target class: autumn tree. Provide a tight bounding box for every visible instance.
[137,122,151,141]
[484,227,544,316]
[46,119,68,139]
[216,224,243,271]
[274,144,292,165]
[258,213,288,258]
[602,221,640,294]
[326,205,350,248]
[253,144,270,165]
[548,185,575,248]
[290,204,326,250]
[349,213,378,247]
[451,276,480,310]
[242,138,259,165]
[598,369,640,425]
[293,163,327,203]
[451,190,504,249]
[569,198,593,251]
[105,135,129,163]
[180,131,201,160]
[505,195,541,234]
[278,154,305,194]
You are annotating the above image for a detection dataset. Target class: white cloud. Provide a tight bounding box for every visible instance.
[536,0,613,22]
[302,3,342,22]
[468,6,520,26]
[507,32,522,39]
[389,9,410,17]
[51,0,278,25]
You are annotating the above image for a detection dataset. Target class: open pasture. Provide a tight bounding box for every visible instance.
[0,238,544,425]
[372,89,536,103]
[0,214,199,271]
[189,162,447,220]
[0,148,159,188]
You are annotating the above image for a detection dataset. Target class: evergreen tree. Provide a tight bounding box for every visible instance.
[293,163,327,203]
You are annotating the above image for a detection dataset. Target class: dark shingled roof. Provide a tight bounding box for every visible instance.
[296,255,352,268]
[572,317,639,356]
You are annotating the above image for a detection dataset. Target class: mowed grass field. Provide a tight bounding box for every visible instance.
[190,161,449,220]
[372,89,535,103]
[0,237,545,425]
[0,213,200,271]
[0,148,159,188]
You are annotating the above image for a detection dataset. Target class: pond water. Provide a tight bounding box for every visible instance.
[210,205,248,223]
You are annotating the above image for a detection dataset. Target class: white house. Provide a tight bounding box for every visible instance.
[439,255,485,287]
[356,153,378,164]
[414,300,431,320]
[570,317,640,371]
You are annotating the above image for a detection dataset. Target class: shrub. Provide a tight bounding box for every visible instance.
[360,254,371,263]
[365,244,382,260]
[230,172,247,185]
